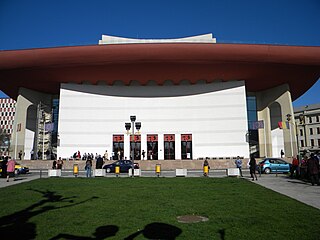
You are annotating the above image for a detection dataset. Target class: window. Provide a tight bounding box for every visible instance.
[300,129,303,136]
[318,139,320,147]
[317,127,320,135]
[317,115,320,122]
[309,116,312,123]
[310,128,313,135]
[300,140,304,147]
[311,139,315,147]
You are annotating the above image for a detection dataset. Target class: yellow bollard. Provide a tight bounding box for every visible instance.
[203,165,209,177]
[73,164,79,177]
[156,164,161,177]
[115,165,120,177]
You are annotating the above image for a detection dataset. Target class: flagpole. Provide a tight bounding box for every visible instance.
[14,123,18,159]
[289,122,293,157]
[264,125,267,157]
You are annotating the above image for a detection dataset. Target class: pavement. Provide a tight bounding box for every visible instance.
[0,172,319,210]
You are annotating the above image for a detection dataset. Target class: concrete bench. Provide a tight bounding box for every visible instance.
[227,168,240,177]
[176,169,187,177]
[128,169,141,177]
[94,169,106,177]
[48,169,61,177]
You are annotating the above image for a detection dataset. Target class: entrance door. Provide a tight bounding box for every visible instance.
[130,135,141,160]
[164,134,175,160]
[113,135,124,160]
[181,134,192,159]
[147,134,158,160]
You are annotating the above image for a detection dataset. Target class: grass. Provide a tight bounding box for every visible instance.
[0,177,320,239]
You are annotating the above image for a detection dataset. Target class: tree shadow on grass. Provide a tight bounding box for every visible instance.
[124,222,182,240]
[49,225,119,239]
[0,189,98,240]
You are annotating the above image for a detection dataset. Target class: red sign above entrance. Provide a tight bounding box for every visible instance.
[181,134,192,141]
[113,135,124,142]
[164,134,175,142]
[130,135,141,142]
[147,134,158,142]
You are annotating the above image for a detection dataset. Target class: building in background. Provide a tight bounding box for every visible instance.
[0,34,320,160]
[294,103,320,155]
[0,98,16,156]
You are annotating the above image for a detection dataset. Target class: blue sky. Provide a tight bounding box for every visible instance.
[0,0,319,107]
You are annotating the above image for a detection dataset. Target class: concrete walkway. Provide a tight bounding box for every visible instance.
[1,173,319,210]
[252,174,320,210]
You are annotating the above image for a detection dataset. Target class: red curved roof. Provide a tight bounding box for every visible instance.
[0,43,319,100]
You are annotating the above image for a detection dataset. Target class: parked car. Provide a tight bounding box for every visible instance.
[0,160,30,175]
[103,160,139,173]
[257,158,291,174]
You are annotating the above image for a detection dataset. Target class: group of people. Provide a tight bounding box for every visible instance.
[84,154,105,177]
[0,156,17,182]
[290,153,320,186]
[73,150,109,162]
[52,158,64,170]
[203,155,258,181]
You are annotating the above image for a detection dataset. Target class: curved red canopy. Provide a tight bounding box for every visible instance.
[0,43,319,100]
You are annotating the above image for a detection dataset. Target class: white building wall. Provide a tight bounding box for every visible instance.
[57,81,249,159]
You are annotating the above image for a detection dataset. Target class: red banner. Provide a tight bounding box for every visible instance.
[113,135,124,142]
[147,134,158,142]
[181,134,192,141]
[164,134,175,141]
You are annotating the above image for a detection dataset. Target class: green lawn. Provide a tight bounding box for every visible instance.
[0,177,319,239]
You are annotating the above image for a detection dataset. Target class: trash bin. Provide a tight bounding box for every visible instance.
[73,164,79,177]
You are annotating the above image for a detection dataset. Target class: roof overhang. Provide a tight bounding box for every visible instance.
[0,43,319,99]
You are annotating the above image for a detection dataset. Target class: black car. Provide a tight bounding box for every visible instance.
[103,160,139,173]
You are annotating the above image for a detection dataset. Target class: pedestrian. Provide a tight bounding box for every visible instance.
[142,150,145,160]
[249,156,258,181]
[96,155,104,169]
[203,159,210,177]
[307,153,319,186]
[235,156,243,177]
[0,156,8,178]
[290,156,299,178]
[18,150,23,160]
[104,150,109,161]
[6,157,16,182]
[85,159,92,177]
[52,159,57,169]
[57,158,63,169]
[280,149,284,158]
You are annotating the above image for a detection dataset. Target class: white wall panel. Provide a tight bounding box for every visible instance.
[57,81,249,159]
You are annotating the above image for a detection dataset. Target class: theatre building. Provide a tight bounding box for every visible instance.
[0,34,319,160]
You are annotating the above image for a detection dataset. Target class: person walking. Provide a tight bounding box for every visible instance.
[307,153,319,186]
[235,156,243,177]
[96,155,104,169]
[203,159,210,177]
[103,150,109,161]
[6,157,17,182]
[85,159,92,177]
[290,156,299,178]
[249,156,258,181]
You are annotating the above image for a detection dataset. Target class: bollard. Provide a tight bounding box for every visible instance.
[203,165,209,177]
[115,166,120,177]
[73,164,79,177]
[156,164,161,177]
[40,169,42,179]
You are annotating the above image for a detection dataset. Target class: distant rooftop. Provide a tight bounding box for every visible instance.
[99,33,217,45]
[294,103,320,113]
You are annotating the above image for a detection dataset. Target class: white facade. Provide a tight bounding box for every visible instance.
[57,81,249,159]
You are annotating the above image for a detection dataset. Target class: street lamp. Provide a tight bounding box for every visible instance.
[286,114,294,157]
[125,116,141,177]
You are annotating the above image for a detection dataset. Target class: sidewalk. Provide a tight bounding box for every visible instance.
[0,174,41,189]
[252,174,320,210]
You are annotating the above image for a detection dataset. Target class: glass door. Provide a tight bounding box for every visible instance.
[147,134,158,160]
[113,135,124,160]
[130,135,141,160]
[164,134,175,160]
[181,134,192,159]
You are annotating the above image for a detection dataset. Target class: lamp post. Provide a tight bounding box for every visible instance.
[286,114,293,157]
[125,116,141,177]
